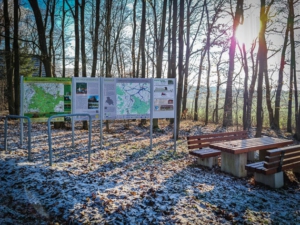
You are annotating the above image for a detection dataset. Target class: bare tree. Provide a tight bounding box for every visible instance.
[80,0,87,77]
[274,3,290,129]
[13,0,20,114]
[176,0,184,139]
[28,0,52,77]
[256,0,274,137]
[4,0,14,114]
[91,0,101,77]
[223,0,244,127]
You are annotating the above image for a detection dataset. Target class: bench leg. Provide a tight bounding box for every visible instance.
[254,171,284,189]
[196,156,218,169]
[221,152,247,177]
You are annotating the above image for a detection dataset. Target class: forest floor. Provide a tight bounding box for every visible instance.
[0,118,300,225]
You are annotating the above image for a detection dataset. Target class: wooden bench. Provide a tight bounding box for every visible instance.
[187,130,248,168]
[245,145,300,188]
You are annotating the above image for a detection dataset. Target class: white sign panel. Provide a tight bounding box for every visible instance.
[72,77,101,120]
[152,78,176,118]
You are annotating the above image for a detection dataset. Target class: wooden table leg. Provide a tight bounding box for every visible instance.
[221,152,247,177]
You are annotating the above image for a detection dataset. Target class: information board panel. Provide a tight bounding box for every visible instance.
[152,78,176,118]
[103,78,151,120]
[22,77,72,122]
[72,77,101,120]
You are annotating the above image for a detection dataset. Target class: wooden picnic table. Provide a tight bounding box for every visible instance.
[209,137,293,177]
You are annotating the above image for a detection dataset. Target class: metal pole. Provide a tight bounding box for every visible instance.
[47,113,92,166]
[5,115,32,160]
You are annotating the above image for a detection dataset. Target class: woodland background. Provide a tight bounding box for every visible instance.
[0,0,300,139]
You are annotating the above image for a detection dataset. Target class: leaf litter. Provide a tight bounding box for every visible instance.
[0,119,300,224]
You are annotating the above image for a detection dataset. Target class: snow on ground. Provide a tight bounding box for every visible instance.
[0,119,300,224]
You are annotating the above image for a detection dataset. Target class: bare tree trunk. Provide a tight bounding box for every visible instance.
[139,0,147,126]
[204,2,211,126]
[91,0,100,77]
[289,0,299,138]
[264,64,274,127]
[170,0,177,79]
[105,0,112,77]
[131,0,137,78]
[48,0,55,77]
[223,0,244,127]
[62,0,66,77]
[74,0,80,77]
[13,0,20,115]
[4,0,14,114]
[182,0,191,116]
[176,0,184,139]
[167,0,172,78]
[256,0,274,137]
[194,50,206,121]
[241,44,249,131]
[193,1,206,121]
[29,0,52,77]
[153,0,167,130]
[81,0,87,78]
[247,40,258,129]
[274,10,290,129]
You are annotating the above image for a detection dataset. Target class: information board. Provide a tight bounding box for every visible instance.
[72,77,101,120]
[103,78,151,120]
[21,77,72,122]
[152,78,176,118]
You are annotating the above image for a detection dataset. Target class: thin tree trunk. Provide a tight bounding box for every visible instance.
[62,0,66,77]
[170,0,177,79]
[29,0,52,77]
[256,0,274,137]
[247,40,258,129]
[176,0,184,139]
[274,10,289,129]
[14,0,20,115]
[194,50,206,121]
[131,0,137,78]
[241,44,249,131]
[81,0,87,77]
[167,0,172,78]
[74,0,79,77]
[223,0,244,127]
[4,0,14,114]
[91,0,100,77]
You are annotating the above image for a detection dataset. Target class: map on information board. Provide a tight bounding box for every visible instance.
[103,78,151,119]
[116,82,150,118]
[22,77,71,122]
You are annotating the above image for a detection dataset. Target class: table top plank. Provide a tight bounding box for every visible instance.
[209,137,293,154]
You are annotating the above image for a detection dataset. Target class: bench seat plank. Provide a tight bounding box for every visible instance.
[189,147,221,158]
